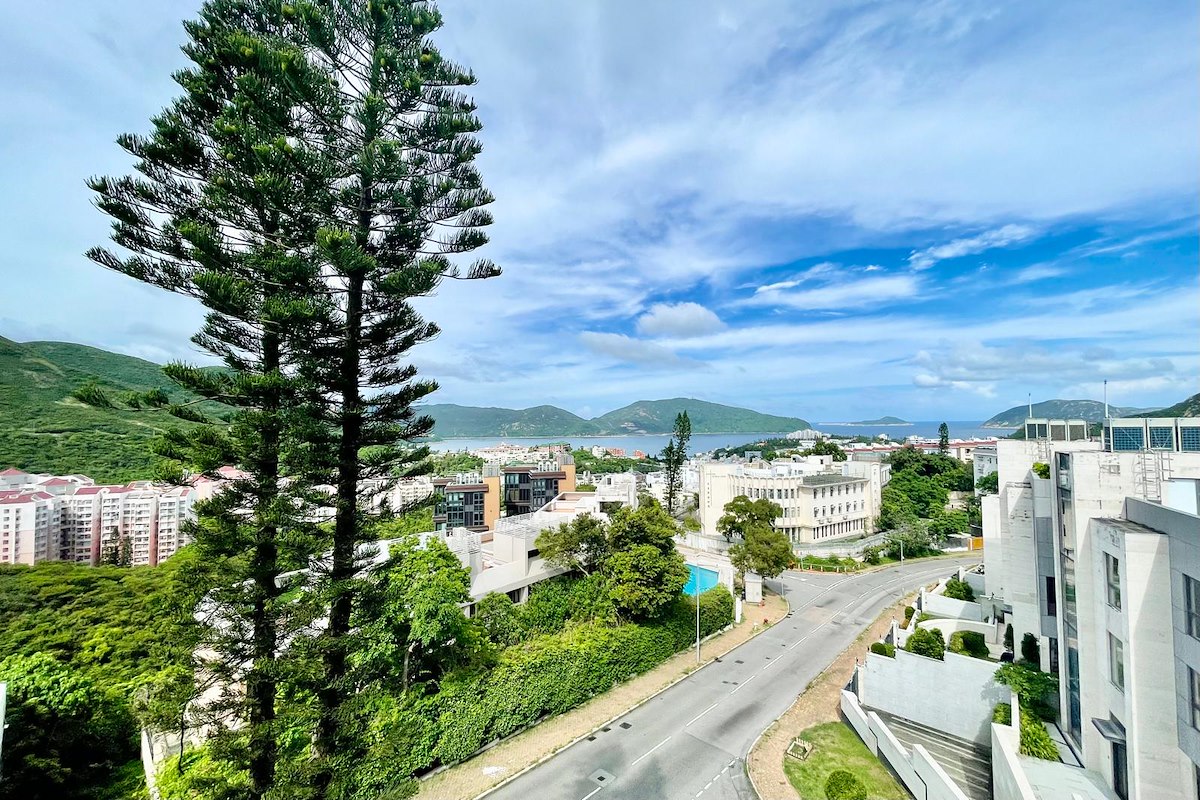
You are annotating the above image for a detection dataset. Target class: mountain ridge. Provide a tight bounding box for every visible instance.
[983,399,1158,427]
[421,397,810,437]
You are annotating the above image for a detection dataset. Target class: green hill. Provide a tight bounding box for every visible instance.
[983,399,1155,428]
[1136,393,1200,418]
[418,404,599,437]
[0,337,220,482]
[589,398,809,435]
[829,416,910,425]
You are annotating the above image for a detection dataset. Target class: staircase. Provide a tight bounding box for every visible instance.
[874,711,993,800]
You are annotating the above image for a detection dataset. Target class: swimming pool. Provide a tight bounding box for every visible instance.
[684,564,719,596]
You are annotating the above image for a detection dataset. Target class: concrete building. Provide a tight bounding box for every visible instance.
[697,457,881,545]
[846,438,999,464]
[982,417,1200,800]
[973,444,998,488]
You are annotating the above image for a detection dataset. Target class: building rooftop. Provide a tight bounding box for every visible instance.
[803,473,862,486]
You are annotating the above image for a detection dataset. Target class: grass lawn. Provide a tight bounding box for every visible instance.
[782,722,907,800]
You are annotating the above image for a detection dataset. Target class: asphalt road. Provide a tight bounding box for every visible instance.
[483,556,978,800]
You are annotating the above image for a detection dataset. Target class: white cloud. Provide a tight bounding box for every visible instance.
[745,274,921,310]
[635,302,724,337]
[908,225,1039,270]
[578,331,700,369]
[1008,263,1068,284]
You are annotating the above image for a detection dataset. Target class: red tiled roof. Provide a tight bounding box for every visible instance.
[38,478,74,487]
[73,487,104,496]
[0,468,29,476]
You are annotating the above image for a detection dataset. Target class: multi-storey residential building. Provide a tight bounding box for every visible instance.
[698,457,883,544]
[0,469,197,567]
[984,416,1200,800]
[432,453,577,535]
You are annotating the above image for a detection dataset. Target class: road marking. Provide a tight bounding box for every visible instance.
[730,672,758,693]
[686,702,718,726]
[581,787,602,800]
[630,736,671,766]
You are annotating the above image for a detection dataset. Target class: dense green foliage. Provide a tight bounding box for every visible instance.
[994,662,1059,721]
[1031,462,1051,479]
[0,337,229,482]
[881,522,937,560]
[536,500,688,619]
[717,496,782,542]
[420,404,600,437]
[976,471,999,494]
[428,451,485,475]
[904,627,945,660]
[948,631,989,659]
[824,769,868,800]
[0,653,138,800]
[993,702,1012,725]
[712,437,800,459]
[0,553,207,799]
[869,641,895,658]
[943,576,976,602]
[570,448,658,475]
[1018,706,1060,759]
[661,411,691,514]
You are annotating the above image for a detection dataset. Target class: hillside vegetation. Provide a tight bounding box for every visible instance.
[983,399,1154,427]
[0,337,224,482]
[423,397,810,437]
[1137,392,1200,418]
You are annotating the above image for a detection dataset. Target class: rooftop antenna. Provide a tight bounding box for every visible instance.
[1104,380,1109,420]
[1028,393,1033,419]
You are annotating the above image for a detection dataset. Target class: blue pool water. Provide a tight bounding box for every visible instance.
[684,564,719,597]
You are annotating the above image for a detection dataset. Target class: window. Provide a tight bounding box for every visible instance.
[1046,576,1057,617]
[1188,576,1200,639]
[1105,554,1121,609]
[1112,741,1128,800]
[1191,668,1200,729]
[1108,634,1124,690]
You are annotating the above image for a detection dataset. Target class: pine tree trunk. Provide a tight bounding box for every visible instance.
[246,328,281,800]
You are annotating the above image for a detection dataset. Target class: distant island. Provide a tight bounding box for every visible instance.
[821,416,911,426]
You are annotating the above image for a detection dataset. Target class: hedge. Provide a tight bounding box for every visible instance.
[430,586,734,766]
[992,702,1012,725]
[949,631,989,659]
[869,641,895,658]
[1019,707,1059,760]
[904,627,945,660]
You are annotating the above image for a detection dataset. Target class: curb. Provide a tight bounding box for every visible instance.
[468,594,792,800]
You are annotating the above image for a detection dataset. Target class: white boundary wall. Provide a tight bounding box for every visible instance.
[842,690,971,800]
[861,649,1007,744]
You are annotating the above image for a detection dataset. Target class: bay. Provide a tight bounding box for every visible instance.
[425,421,1010,456]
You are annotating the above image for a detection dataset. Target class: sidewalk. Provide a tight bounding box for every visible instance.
[746,592,915,800]
[419,592,790,800]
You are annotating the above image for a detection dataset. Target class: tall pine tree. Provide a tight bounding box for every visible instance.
[287,3,499,793]
[87,2,337,795]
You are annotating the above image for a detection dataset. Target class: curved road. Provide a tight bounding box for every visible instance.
[483,556,978,800]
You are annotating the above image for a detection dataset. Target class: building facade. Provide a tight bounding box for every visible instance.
[698,458,881,545]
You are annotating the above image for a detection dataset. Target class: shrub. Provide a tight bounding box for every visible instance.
[1019,707,1060,760]
[904,627,945,660]
[1003,623,1014,651]
[949,631,990,659]
[824,769,868,800]
[943,577,976,602]
[1021,632,1040,665]
[1031,462,1051,480]
[861,545,883,565]
[903,605,915,623]
[993,702,1012,725]
[869,641,895,658]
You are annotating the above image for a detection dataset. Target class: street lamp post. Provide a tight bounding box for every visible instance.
[695,584,701,663]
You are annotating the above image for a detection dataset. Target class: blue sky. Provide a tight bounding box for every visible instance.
[0,0,1196,422]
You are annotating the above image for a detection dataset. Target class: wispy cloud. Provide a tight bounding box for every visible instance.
[744,274,922,310]
[578,332,702,369]
[908,225,1039,270]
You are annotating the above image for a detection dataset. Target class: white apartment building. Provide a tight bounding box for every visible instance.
[0,469,196,567]
[698,457,882,545]
[984,416,1200,800]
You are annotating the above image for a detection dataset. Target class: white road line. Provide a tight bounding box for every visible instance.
[720,764,730,774]
[730,672,758,693]
[686,702,719,726]
[630,736,672,766]
[581,787,602,800]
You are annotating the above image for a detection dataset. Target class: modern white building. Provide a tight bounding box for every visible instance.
[697,457,882,545]
[982,417,1200,800]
